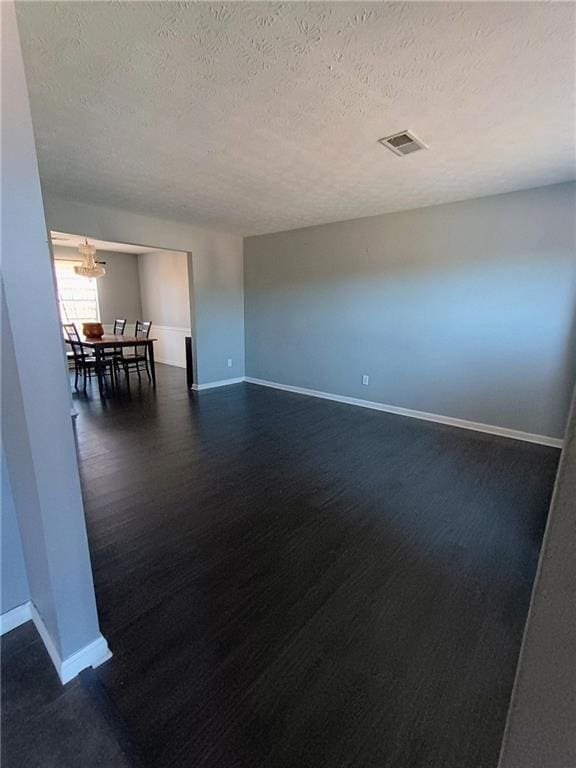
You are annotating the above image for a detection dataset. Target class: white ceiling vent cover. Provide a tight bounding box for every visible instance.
[378,131,428,157]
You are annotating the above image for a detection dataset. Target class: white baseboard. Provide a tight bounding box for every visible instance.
[244,377,563,448]
[30,603,112,685]
[1,601,112,684]
[1,601,32,635]
[192,377,244,391]
[155,358,186,369]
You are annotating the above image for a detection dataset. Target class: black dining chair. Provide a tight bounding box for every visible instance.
[63,323,116,393]
[113,318,127,336]
[102,318,127,362]
[117,320,152,382]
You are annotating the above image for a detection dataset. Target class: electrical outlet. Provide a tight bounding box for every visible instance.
[227,358,233,368]
[362,374,369,386]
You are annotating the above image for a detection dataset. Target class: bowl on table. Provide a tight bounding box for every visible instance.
[82,322,104,339]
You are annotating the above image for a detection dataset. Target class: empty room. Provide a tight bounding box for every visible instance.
[1,3,575,768]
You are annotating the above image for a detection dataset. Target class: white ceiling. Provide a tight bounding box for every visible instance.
[18,2,576,236]
[51,232,164,255]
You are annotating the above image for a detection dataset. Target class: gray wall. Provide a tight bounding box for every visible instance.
[53,245,142,326]
[191,240,245,384]
[2,0,103,659]
[245,182,576,439]
[1,288,54,629]
[498,384,576,768]
[138,250,190,328]
[44,196,245,385]
[1,448,30,614]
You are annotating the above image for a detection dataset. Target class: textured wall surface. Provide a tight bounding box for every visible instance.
[245,182,576,439]
[53,245,143,326]
[16,2,575,235]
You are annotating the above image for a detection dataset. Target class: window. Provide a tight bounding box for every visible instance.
[54,260,100,325]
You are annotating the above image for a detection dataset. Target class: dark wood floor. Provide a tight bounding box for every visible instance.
[1,624,130,768]
[70,366,559,766]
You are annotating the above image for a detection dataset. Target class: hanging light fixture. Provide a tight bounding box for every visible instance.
[74,238,106,278]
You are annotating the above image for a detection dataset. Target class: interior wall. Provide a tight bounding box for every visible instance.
[138,250,190,328]
[190,238,245,384]
[1,448,30,615]
[1,290,55,630]
[245,182,576,439]
[138,250,191,367]
[2,0,105,664]
[53,245,142,327]
[44,196,245,384]
[498,384,576,768]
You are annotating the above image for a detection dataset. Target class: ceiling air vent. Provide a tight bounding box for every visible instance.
[378,131,428,157]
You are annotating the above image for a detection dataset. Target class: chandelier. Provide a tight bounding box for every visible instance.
[74,238,106,278]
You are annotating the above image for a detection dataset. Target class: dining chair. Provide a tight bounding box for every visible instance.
[63,323,116,393]
[103,318,127,362]
[117,320,152,382]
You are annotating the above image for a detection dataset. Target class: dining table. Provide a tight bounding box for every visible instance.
[65,334,157,397]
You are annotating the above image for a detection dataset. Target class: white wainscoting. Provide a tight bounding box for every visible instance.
[149,325,191,368]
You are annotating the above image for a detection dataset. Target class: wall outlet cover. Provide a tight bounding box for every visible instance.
[362,375,369,386]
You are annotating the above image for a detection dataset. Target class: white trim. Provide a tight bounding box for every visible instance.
[155,358,185,368]
[244,377,563,448]
[151,324,190,333]
[102,324,190,334]
[1,601,32,635]
[192,377,245,391]
[30,603,112,685]
[1,601,112,685]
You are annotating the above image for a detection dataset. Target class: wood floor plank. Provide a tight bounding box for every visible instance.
[70,365,559,768]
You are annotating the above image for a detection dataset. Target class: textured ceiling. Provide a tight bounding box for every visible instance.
[17,1,576,236]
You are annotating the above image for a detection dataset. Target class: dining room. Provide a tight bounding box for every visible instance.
[51,232,192,399]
